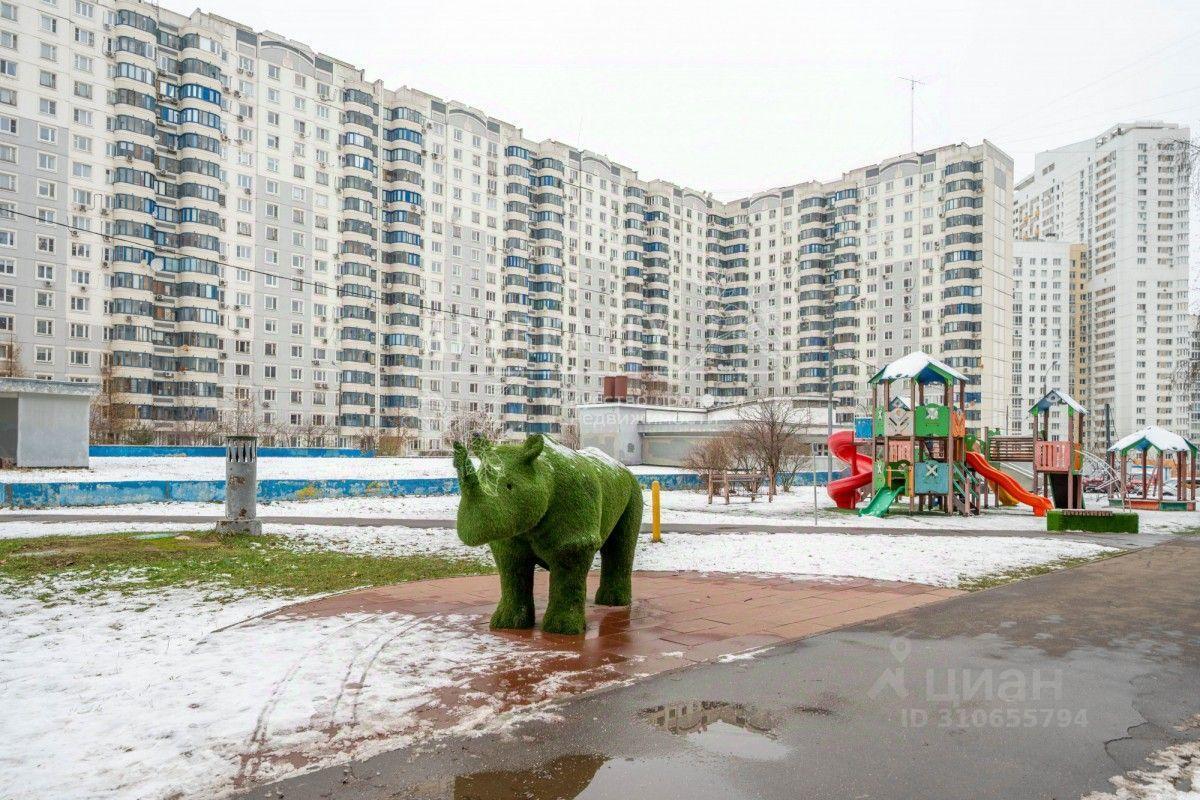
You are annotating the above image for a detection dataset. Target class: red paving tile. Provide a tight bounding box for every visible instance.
[255,570,961,769]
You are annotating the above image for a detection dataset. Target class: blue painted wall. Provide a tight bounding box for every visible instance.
[89,445,373,458]
[4,469,843,508]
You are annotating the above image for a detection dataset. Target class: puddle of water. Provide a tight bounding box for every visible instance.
[640,700,789,761]
[448,754,607,800]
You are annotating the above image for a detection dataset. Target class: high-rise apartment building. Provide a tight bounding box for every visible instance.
[1014,121,1192,447]
[716,143,1014,432]
[1008,239,1083,437]
[0,0,1014,448]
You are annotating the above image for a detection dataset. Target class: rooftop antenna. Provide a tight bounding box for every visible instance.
[898,76,925,152]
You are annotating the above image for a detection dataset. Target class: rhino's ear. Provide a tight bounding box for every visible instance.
[452,441,469,473]
[522,433,544,463]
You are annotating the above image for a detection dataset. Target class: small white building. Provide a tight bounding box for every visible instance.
[577,397,834,468]
[0,378,96,468]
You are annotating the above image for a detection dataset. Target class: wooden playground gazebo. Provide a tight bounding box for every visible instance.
[1107,426,1197,511]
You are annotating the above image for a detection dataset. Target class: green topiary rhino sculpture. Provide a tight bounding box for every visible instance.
[453,433,643,635]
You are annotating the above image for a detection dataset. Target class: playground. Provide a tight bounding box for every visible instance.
[825,352,1198,532]
[2,351,1198,800]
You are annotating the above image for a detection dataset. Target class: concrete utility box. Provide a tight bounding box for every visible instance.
[0,378,97,468]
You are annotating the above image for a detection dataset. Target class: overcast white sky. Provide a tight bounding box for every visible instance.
[185,0,1199,189]
[185,0,1197,285]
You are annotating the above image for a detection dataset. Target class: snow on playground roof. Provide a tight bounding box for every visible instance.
[868,351,967,386]
[1108,426,1198,455]
[1029,389,1087,415]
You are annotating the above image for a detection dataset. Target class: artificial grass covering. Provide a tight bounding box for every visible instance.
[1046,509,1138,534]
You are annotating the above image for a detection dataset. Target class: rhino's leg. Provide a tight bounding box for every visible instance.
[488,538,535,630]
[541,557,591,635]
[595,488,642,606]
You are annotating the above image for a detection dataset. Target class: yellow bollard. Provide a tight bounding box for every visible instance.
[651,480,661,543]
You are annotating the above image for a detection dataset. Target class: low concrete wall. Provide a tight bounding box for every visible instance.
[89,445,373,458]
[4,472,706,508]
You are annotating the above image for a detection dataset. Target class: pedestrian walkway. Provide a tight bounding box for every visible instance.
[221,570,955,784]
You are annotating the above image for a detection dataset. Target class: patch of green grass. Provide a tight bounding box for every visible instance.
[955,552,1119,592]
[0,531,493,598]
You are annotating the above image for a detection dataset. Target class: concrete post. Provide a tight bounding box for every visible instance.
[216,435,261,535]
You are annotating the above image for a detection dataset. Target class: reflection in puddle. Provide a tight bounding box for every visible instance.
[640,700,789,761]
[451,754,607,800]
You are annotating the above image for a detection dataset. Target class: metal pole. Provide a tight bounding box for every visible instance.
[1104,403,1112,451]
[812,446,819,527]
[651,480,661,543]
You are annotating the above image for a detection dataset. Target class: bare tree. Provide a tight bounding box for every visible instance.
[89,358,152,444]
[443,407,504,449]
[681,434,736,480]
[375,427,415,456]
[0,332,24,378]
[778,437,811,492]
[227,387,261,437]
[558,420,581,449]
[295,415,336,448]
[733,399,811,490]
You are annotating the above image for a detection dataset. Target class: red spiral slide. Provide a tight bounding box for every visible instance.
[827,430,873,509]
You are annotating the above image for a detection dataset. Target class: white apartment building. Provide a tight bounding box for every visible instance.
[0,0,1015,448]
[1014,122,1193,447]
[722,142,1015,432]
[1008,239,1082,437]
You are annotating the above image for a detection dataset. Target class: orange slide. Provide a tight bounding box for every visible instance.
[827,430,873,509]
[965,451,1053,517]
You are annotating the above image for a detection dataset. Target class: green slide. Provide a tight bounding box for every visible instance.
[858,485,904,518]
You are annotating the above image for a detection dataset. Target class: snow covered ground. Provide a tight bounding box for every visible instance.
[0,579,570,800]
[274,525,1116,588]
[0,455,687,484]
[0,520,1120,798]
[0,520,1118,588]
[5,485,1196,535]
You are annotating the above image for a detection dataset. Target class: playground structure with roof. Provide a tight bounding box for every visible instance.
[827,352,1053,518]
[1107,427,1197,511]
